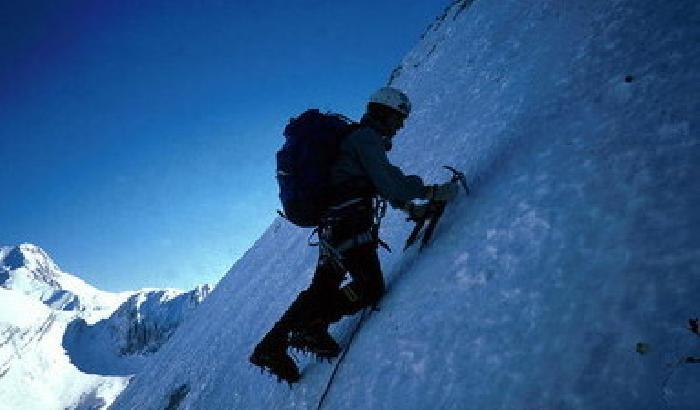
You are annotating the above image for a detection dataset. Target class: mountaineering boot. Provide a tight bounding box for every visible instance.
[249,332,300,384]
[288,321,341,359]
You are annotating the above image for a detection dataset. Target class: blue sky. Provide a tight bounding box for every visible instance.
[0,1,446,292]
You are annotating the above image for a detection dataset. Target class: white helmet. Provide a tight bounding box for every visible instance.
[368,87,411,116]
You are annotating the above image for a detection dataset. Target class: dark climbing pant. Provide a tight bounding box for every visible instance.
[305,242,384,324]
[268,199,385,337]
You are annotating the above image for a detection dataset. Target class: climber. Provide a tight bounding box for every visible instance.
[250,86,460,383]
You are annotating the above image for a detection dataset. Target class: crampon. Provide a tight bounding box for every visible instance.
[288,326,340,361]
[249,346,300,385]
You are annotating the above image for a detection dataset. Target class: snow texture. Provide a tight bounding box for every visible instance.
[63,286,210,376]
[0,287,131,410]
[123,0,700,409]
[0,245,209,409]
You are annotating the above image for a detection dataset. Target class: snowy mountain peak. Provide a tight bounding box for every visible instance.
[0,245,211,409]
[1,243,62,285]
[0,243,127,315]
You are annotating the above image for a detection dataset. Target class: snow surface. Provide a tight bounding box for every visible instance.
[63,286,211,376]
[111,0,698,409]
[0,287,131,410]
[0,245,209,409]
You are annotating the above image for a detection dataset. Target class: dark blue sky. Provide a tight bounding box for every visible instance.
[0,1,446,292]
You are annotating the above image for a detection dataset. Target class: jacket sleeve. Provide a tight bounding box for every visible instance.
[352,131,428,206]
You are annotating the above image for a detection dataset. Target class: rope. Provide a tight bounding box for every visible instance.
[315,309,370,410]
[315,196,388,409]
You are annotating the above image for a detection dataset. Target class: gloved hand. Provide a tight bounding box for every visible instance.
[426,181,459,202]
[403,202,429,220]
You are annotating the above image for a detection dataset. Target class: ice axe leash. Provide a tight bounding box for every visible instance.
[404,166,469,251]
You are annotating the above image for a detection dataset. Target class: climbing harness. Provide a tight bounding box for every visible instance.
[308,196,390,271]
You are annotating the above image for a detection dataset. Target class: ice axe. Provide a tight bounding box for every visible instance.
[404,166,469,251]
[443,165,470,195]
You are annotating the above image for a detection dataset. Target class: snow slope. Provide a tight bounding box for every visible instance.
[112,0,699,409]
[0,245,210,409]
[0,287,131,410]
[1,244,132,409]
[63,286,211,376]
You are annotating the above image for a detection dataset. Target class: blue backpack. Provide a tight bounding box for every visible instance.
[276,109,358,227]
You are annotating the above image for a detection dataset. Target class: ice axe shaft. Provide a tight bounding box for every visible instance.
[403,217,426,251]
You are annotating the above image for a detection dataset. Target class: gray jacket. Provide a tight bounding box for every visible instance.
[331,116,427,206]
